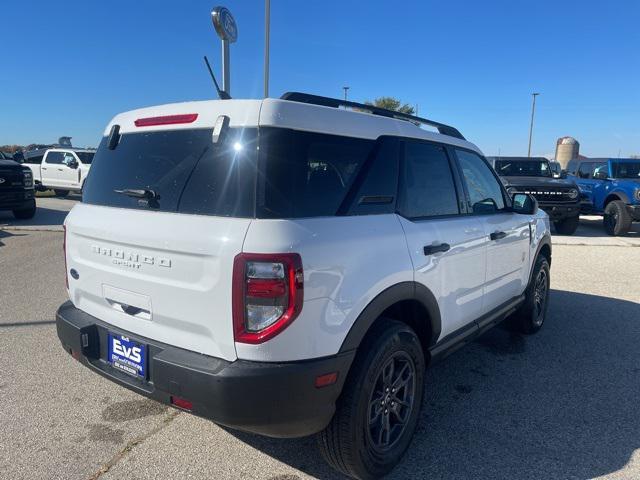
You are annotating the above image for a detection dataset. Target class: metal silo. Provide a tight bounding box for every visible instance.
[555,137,579,169]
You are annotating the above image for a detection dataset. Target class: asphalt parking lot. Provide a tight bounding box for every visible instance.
[1,197,640,479]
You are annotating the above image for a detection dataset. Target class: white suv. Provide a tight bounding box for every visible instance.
[56,92,551,479]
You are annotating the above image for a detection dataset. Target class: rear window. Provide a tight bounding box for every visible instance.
[76,152,95,164]
[82,128,257,217]
[83,126,394,219]
[257,128,375,218]
[494,159,550,177]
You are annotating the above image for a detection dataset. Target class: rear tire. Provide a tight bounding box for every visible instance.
[509,255,550,335]
[553,215,579,235]
[603,200,631,236]
[12,200,36,220]
[318,319,425,480]
[54,189,69,197]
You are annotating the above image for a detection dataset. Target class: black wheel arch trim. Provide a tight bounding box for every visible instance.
[338,281,442,354]
[530,234,552,285]
[605,192,630,205]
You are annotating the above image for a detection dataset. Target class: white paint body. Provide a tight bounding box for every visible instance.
[25,149,92,191]
[64,98,550,363]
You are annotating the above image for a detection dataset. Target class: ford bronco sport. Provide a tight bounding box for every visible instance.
[488,156,581,235]
[56,93,551,479]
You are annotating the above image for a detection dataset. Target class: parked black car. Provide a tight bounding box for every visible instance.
[0,158,36,219]
[488,156,581,235]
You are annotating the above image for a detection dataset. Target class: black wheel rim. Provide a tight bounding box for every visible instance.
[366,351,416,453]
[605,209,618,230]
[533,268,548,327]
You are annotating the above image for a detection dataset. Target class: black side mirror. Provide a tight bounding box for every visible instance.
[512,193,538,215]
[593,170,608,180]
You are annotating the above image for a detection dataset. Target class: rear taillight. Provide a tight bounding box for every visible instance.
[232,253,303,344]
[63,225,68,290]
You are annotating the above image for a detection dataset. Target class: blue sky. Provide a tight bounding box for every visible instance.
[2,0,639,157]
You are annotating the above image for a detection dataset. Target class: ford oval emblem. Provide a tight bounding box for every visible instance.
[211,6,238,43]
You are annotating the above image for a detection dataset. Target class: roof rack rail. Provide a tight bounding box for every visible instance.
[280,92,465,140]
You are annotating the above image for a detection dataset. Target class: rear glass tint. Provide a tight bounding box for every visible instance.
[257,128,375,218]
[83,128,256,217]
[76,152,95,164]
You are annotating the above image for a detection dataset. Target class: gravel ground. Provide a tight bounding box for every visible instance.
[1,226,639,479]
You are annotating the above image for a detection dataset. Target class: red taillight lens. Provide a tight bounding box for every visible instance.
[63,225,68,290]
[134,113,198,127]
[232,253,303,344]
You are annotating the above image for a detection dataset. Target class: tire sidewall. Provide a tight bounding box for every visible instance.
[351,323,425,478]
[604,201,630,236]
[526,257,550,333]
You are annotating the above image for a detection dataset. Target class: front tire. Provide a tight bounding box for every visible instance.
[318,319,425,479]
[53,189,69,197]
[12,200,36,220]
[509,255,550,334]
[603,200,631,236]
[553,215,579,235]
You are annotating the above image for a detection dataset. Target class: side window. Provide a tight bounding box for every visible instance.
[63,153,76,165]
[45,152,64,164]
[592,162,607,178]
[257,128,375,218]
[345,138,400,216]
[455,149,506,214]
[578,162,593,179]
[397,141,460,219]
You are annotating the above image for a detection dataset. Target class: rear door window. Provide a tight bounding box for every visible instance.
[397,141,460,218]
[82,128,257,217]
[257,128,375,218]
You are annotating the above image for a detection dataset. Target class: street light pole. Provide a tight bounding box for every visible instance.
[527,92,540,157]
[343,86,350,101]
[264,0,270,98]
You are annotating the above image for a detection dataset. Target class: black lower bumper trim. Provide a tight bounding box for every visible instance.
[539,203,580,221]
[56,301,355,438]
[0,190,34,210]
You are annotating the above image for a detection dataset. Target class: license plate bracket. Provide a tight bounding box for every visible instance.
[107,334,147,378]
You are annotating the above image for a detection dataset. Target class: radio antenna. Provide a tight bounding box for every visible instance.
[204,55,231,100]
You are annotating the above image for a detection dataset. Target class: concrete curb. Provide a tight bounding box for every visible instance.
[0,226,63,233]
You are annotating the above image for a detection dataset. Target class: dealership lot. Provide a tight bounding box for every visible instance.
[1,199,640,479]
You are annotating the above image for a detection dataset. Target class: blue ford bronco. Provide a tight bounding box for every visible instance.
[566,158,640,235]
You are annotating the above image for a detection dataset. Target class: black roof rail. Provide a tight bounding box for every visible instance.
[280,91,465,140]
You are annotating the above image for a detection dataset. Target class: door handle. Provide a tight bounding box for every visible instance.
[423,243,450,256]
[42,167,47,170]
[490,231,507,241]
[58,168,63,171]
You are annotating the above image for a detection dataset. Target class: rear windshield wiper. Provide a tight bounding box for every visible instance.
[114,188,159,200]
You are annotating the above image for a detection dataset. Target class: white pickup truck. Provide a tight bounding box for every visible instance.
[24,148,94,196]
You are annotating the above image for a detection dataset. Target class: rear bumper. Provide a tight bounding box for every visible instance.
[538,202,580,221]
[56,301,355,438]
[0,189,34,210]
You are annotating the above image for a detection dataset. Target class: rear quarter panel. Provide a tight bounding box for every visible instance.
[238,215,414,361]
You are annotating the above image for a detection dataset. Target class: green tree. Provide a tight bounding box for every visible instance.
[365,97,415,115]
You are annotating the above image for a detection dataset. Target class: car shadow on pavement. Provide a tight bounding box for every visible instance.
[0,229,27,247]
[0,206,69,228]
[226,289,640,479]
